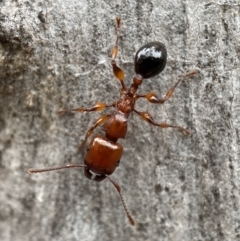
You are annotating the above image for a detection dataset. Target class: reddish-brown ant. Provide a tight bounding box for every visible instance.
[28,17,197,226]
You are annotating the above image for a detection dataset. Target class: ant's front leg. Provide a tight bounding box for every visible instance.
[78,114,111,150]
[58,102,114,115]
[134,109,190,135]
[136,70,197,104]
[58,102,115,149]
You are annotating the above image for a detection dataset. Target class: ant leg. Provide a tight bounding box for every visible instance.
[78,114,111,150]
[106,175,135,226]
[58,102,114,115]
[134,109,190,135]
[111,17,126,91]
[136,70,197,104]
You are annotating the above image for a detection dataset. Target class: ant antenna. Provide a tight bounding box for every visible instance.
[106,175,135,226]
[28,164,87,173]
[28,164,135,225]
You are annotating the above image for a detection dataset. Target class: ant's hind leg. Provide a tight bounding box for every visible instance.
[136,70,197,104]
[78,114,111,150]
[134,109,190,135]
[111,17,126,91]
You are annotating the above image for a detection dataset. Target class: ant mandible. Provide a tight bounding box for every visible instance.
[28,17,197,226]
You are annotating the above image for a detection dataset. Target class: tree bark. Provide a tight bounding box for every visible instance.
[0,0,239,241]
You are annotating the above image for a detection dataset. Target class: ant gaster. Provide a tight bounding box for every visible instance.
[28,17,197,226]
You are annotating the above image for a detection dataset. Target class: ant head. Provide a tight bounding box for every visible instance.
[84,168,106,182]
[134,41,167,79]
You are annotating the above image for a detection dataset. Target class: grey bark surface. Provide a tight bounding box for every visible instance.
[0,0,240,240]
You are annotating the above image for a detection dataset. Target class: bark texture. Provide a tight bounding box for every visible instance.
[0,0,240,241]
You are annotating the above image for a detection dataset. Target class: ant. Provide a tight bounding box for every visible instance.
[28,17,197,226]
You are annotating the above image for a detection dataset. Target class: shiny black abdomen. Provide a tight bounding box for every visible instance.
[134,41,167,79]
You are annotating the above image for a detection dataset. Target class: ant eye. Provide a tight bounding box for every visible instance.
[134,41,167,79]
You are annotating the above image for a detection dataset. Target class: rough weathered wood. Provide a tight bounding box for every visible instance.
[0,0,239,240]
